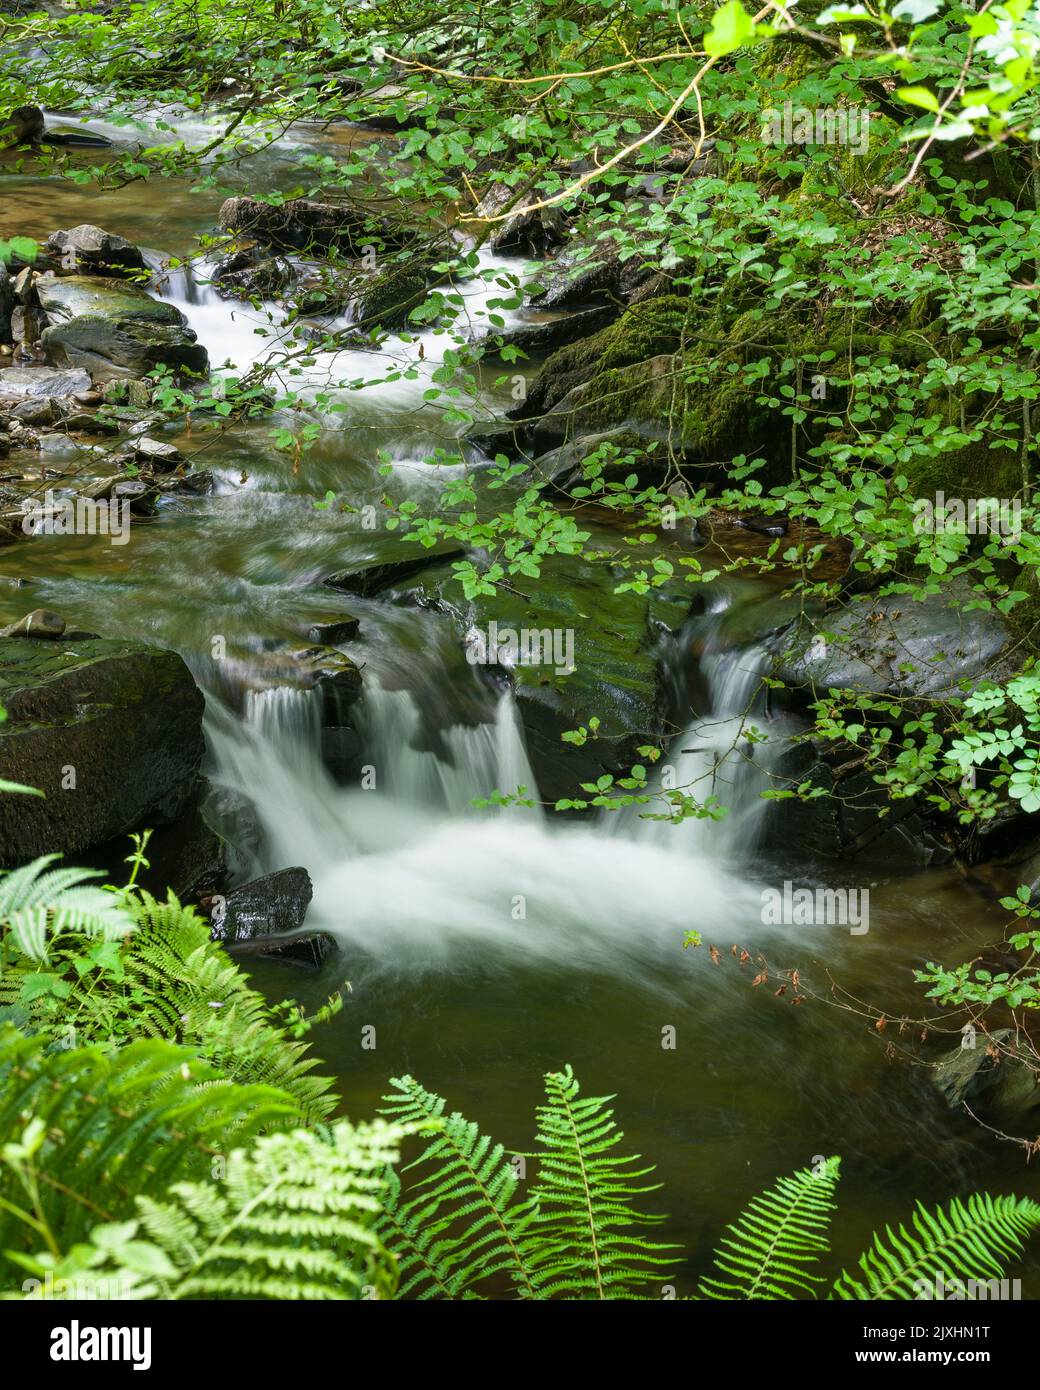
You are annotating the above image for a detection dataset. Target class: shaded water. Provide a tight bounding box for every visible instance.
[3,116,1039,1297]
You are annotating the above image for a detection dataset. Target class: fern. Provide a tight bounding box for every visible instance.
[0,855,135,964]
[0,1028,296,1253]
[50,1121,411,1301]
[699,1157,841,1300]
[377,1074,539,1299]
[0,888,338,1124]
[378,1065,677,1300]
[831,1192,1040,1300]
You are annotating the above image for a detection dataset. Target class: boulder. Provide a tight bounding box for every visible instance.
[0,634,206,864]
[218,196,413,257]
[209,866,313,942]
[771,580,1013,702]
[307,615,361,644]
[0,104,44,148]
[0,608,65,639]
[0,365,92,399]
[46,225,147,278]
[322,541,466,598]
[932,1028,1040,1127]
[485,307,617,359]
[36,275,208,378]
[208,866,335,968]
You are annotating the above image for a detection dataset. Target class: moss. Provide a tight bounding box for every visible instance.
[898,437,1024,502]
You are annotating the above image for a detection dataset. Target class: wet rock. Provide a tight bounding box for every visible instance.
[352,254,439,330]
[473,182,569,255]
[219,195,412,257]
[0,104,44,148]
[529,428,652,489]
[131,436,184,470]
[10,396,59,426]
[0,634,206,864]
[37,275,208,379]
[323,542,466,598]
[59,410,119,435]
[111,479,158,515]
[0,263,13,346]
[291,645,363,718]
[0,608,65,638]
[485,307,617,359]
[0,365,92,399]
[932,1029,1040,1127]
[210,245,295,299]
[11,266,35,302]
[208,865,313,941]
[307,615,361,644]
[735,512,788,538]
[463,419,533,463]
[771,579,1013,702]
[46,225,147,278]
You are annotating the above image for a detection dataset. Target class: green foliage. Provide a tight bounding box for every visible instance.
[0,1029,296,1255]
[0,855,135,966]
[831,1193,1040,1300]
[700,1156,841,1299]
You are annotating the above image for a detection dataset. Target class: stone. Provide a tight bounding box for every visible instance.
[307,615,361,644]
[219,196,413,257]
[0,104,44,147]
[36,276,208,378]
[0,634,206,864]
[208,866,313,942]
[46,225,147,278]
[132,436,184,470]
[0,608,65,638]
[0,365,92,399]
[0,264,13,346]
[323,542,466,598]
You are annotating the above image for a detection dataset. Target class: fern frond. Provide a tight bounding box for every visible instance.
[377,1075,539,1299]
[524,1064,679,1299]
[0,1027,297,1254]
[831,1192,1040,1300]
[0,855,135,962]
[699,1157,840,1300]
[60,1121,409,1300]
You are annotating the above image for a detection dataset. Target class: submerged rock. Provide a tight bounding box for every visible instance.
[0,608,65,638]
[0,633,206,864]
[37,275,208,378]
[932,1029,1040,1127]
[323,542,466,598]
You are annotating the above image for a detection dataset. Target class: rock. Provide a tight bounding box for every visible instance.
[932,1029,1040,1127]
[473,182,570,255]
[735,512,788,538]
[209,865,313,941]
[46,225,147,278]
[36,275,208,378]
[0,264,13,346]
[771,580,1013,702]
[0,365,92,399]
[210,245,295,299]
[218,196,413,257]
[352,255,439,330]
[11,266,34,302]
[529,428,652,489]
[290,645,363,719]
[111,479,158,515]
[0,104,44,147]
[394,548,697,803]
[59,410,119,435]
[485,307,617,359]
[322,542,466,598]
[10,396,58,426]
[132,436,184,470]
[463,419,533,463]
[201,783,266,872]
[0,608,65,638]
[0,634,206,864]
[307,615,361,644]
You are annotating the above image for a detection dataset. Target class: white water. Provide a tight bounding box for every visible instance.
[206,617,783,980]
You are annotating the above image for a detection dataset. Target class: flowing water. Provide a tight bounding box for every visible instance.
[2,116,1038,1295]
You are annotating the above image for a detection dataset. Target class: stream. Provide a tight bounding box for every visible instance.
[2,111,1037,1296]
